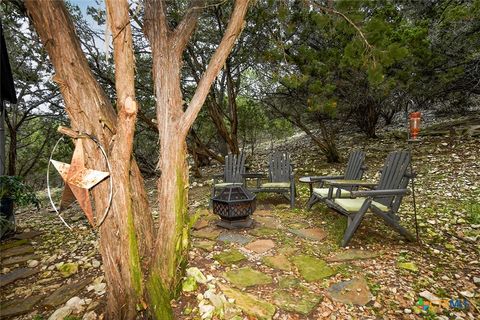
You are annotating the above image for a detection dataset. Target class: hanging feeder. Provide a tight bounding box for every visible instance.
[409,112,421,141]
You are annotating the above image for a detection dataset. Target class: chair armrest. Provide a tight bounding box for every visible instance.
[310,175,345,182]
[324,179,377,188]
[351,189,410,198]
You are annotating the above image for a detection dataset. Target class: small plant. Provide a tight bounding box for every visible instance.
[0,176,39,208]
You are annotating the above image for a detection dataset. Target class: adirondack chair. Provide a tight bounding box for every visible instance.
[257,151,296,208]
[306,150,366,210]
[324,150,415,247]
[212,153,246,198]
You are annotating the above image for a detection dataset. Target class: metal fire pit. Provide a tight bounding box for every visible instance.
[212,185,256,229]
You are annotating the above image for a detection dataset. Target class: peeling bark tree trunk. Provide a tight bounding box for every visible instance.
[25,0,249,318]
[25,1,154,318]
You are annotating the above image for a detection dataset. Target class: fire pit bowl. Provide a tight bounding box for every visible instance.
[212,185,256,229]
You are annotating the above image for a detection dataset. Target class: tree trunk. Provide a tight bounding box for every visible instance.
[25,1,154,318]
[27,0,249,318]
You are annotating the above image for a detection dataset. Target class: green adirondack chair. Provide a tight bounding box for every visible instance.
[306,150,366,210]
[212,153,246,198]
[324,150,415,247]
[257,151,296,208]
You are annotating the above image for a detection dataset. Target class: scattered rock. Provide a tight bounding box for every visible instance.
[213,249,246,265]
[474,277,480,284]
[0,267,40,287]
[327,277,373,306]
[398,262,418,273]
[223,267,272,288]
[91,259,101,268]
[262,255,292,271]
[28,259,40,268]
[220,284,276,320]
[327,249,380,262]
[419,290,440,304]
[65,296,86,313]
[186,267,207,284]
[291,255,336,282]
[244,239,275,254]
[56,262,78,277]
[289,228,327,241]
[182,276,198,292]
[218,232,252,245]
[48,305,72,320]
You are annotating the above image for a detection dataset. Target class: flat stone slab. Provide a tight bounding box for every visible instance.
[0,294,44,318]
[289,228,327,241]
[213,249,246,265]
[1,245,35,259]
[249,227,278,238]
[255,216,281,228]
[255,209,272,216]
[273,287,322,315]
[1,254,41,267]
[192,227,221,240]
[12,230,43,240]
[220,284,276,320]
[0,239,29,251]
[218,232,252,245]
[193,219,209,230]
[278,276,301,289]
[398,261,419,272]
[327,249,380,262]
[291,255,336,282]
[244,239,275,254]
[42,277,93,308]
[223,267,272,288]
[192,240,216,251]
[327,277,373,306]
[0,267,40,287]
[262,255,292,271]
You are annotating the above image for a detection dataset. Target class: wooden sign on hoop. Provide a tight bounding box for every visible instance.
[47,126,113,229]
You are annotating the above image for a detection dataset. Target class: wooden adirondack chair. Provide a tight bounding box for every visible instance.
[212,153,246,198]
[324,150,415,247]
[306,150,366,210]
[257,151,296,208]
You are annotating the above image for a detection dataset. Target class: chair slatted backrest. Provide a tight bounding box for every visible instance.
[374,150,411,208]
[344,150,366,180]
[224,153,246,183]
[269,151,291,182]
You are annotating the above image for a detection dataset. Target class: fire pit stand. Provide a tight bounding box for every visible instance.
[212,185,256,229]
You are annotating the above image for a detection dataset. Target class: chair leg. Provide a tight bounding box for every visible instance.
[375,211,415,242]
[341,200,370,247]
[306,194,320,210]
[290,190,295,209]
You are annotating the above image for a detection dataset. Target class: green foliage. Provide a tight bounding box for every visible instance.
[0,176,39,208]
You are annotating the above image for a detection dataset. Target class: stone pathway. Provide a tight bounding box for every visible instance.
[0,226,102,319]
[183,205,379,319]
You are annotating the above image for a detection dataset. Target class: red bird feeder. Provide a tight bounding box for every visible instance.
[409,112,421,140]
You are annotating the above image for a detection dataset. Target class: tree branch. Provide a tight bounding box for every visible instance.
[180,0,250,135]
[172,0,206,55]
